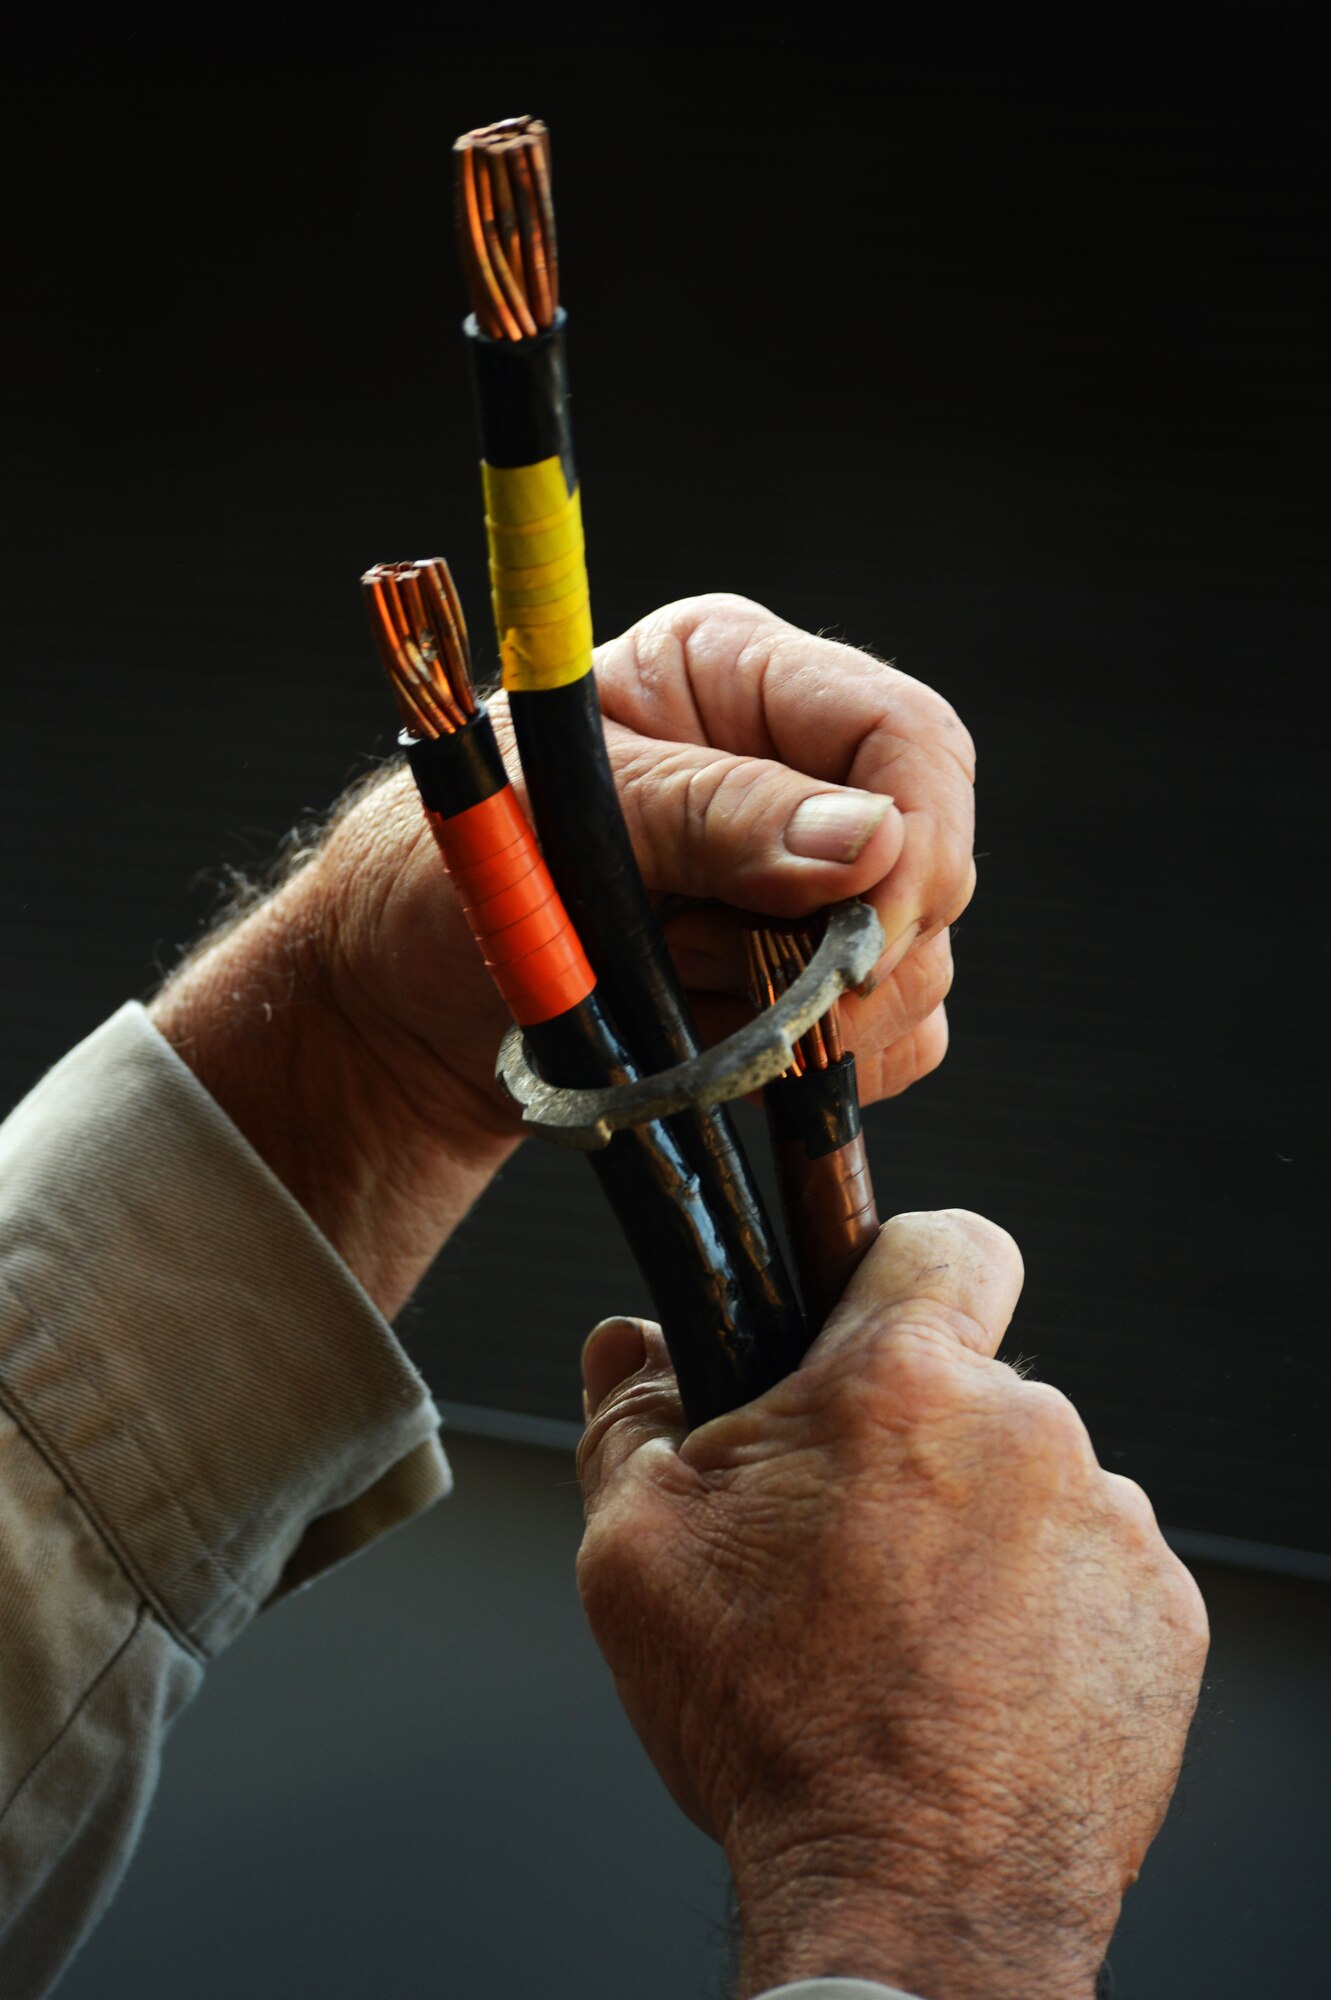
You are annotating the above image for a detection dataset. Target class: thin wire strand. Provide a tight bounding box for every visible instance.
[744,924,845,1078]
[362,558,477,739]
[454,117,559,339]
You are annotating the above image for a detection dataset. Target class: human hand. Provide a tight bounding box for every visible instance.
[320,591,969,1114]
[153,594,972,1313]
[576,1211,1209,2000]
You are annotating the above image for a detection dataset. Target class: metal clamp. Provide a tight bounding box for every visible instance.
[496,898,885,1150]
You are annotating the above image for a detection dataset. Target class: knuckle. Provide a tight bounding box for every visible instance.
[1170,1562,1212,1654]
[1103,1470,1162,1540]
[941,1207,1021,1274]
[1012,1379,1095,1465]
[575,1517,636,1629]
[858,1008,949,1099]
[929,931,956,1004]
[920,834,977,937]
[678,758,731,882]
[907,1007,950,1084]
[906,680,978,780]
[684,589,768,623]
[851,1320,970,1427]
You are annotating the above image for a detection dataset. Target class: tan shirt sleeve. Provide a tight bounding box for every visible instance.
[758,1983,927,1999]
[0,1004,449,1995]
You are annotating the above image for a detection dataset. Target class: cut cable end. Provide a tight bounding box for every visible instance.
[454,115,559,340]
[362,557,477,740]
[745,923,845,1077]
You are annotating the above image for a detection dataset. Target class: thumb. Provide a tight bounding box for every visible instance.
[576,1316,689,1516]
[818,1208,1026,1366]
[601,717,904,918]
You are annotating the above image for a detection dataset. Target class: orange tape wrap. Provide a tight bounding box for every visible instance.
[427,787,595,1026]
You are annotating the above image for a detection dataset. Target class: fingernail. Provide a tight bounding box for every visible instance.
[580,1316,648,1419]
[784,791,891,864]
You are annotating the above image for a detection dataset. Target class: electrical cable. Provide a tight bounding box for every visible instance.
[746,924,881,1334]
[452,116,808,1394]
[363,556,796,1423]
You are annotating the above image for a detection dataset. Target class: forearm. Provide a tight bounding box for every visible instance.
[149,845,518,1320]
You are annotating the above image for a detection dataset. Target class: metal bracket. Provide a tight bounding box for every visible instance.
[495,898,885,1150]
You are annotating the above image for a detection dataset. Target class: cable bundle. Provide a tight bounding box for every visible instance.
[363,557,800,1424]
[746,925,881,1333]
[450,116,809,1414]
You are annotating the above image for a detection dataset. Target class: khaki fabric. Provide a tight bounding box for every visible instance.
[0,1006,448,1993]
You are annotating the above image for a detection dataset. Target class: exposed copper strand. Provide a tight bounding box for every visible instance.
[362,558,477,740]
[744,922,846,1079]
[506,141,553,327]
[454,116,559,339]
[456,146,521,340]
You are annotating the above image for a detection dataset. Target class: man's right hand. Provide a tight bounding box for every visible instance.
[577,1211,1209,2000]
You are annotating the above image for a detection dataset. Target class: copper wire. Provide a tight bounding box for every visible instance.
[744,924,846,1078]
[362,558,477,740]
[454,117,559,339]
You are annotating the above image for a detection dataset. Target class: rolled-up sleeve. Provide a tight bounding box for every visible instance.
[0,1003,449,1994]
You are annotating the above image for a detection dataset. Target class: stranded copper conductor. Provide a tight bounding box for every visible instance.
[747,923,880,1330]
[454,117,559,340]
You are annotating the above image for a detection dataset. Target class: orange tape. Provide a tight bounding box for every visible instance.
[427,788,595,1026]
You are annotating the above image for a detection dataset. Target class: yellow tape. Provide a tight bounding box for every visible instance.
[487,505,584,574]
[489,542,585,595]
[482,457,572,526]
[483,456,594,692]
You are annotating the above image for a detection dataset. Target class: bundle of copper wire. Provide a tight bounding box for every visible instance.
[454,117,559,339]
[362,558,476,739]
[745,925,846,1078]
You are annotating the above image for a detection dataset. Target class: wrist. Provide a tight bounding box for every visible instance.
[150,853,518,1318]
[728,1823,1110,2000]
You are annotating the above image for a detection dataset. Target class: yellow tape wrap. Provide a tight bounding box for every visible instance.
[483,456,594,693]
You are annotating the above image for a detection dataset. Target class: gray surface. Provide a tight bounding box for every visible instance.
[54,1431,1331,2000]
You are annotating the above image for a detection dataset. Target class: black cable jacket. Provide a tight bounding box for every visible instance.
[525,1000,788,1427]
[466,315,809,1389]
[466,310,576,489]
[404,718,507,817]
[764,1054,863,1158]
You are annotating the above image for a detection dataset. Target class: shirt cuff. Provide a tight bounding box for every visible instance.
[0,1002,450,1659]
[756,1984,927,2000]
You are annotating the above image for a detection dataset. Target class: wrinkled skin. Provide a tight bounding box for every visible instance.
[578,1213,1209,2000]
[327,590,972,1123]
[151,589,1205,1995]
[154,594,973,1315]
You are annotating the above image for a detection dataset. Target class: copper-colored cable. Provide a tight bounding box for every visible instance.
[747,918,878,1332]
[361,558,477,739]
[454,117,559,338]
[745,924,845,1074]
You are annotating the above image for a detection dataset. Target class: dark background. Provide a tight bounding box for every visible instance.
[1,29,1329,1997]
[2,33,1325,1552]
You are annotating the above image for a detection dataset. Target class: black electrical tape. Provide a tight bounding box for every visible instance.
[764,1054,863,1159]
[403,712,507,820]
[464,310,577,494]
[526,997,789,1427]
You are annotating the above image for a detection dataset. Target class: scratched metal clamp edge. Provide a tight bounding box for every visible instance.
[496,898,885,1150]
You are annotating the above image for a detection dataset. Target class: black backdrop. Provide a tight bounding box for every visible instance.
[2,31,1326,1556]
